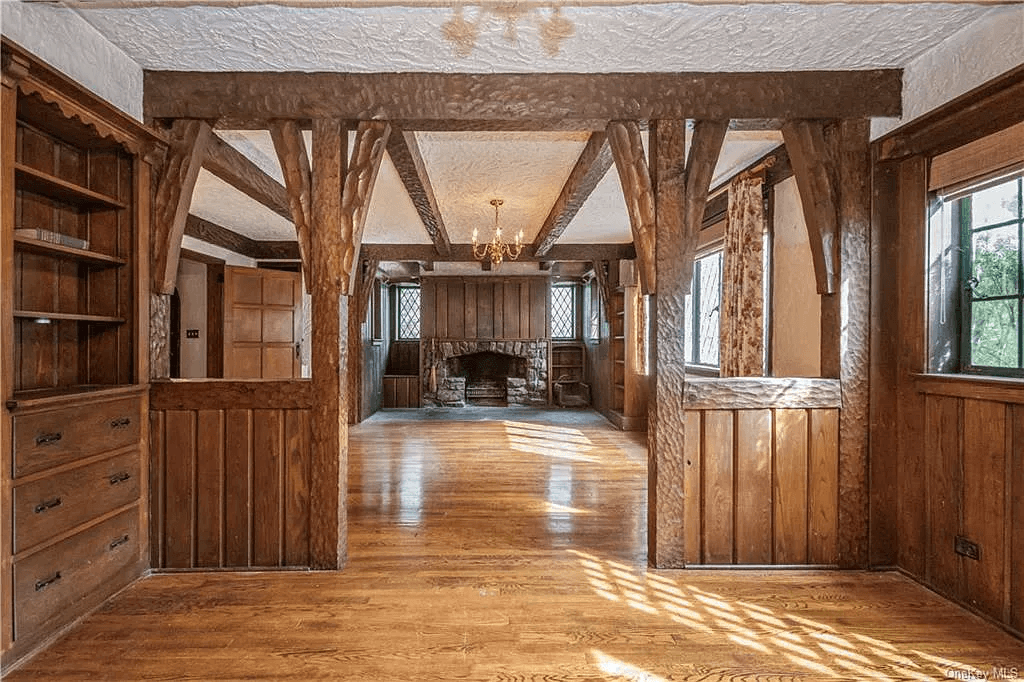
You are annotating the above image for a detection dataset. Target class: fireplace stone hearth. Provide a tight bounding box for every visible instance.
[422,339,548,407]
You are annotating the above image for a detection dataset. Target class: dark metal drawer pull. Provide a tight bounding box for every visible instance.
[34,497,62,513]
[35,572,61,592]
[109,534,130,550]
[110,417,131,429]
[109,472,131,485]
[35,432,62,446]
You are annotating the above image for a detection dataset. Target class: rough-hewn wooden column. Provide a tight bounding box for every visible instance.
[647,119,727,568]
[833,119,872,568]
[309,118,349,569]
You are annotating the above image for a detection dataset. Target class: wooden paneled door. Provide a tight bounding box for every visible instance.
[224,266,302,378]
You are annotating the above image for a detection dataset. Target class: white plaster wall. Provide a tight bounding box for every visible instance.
[180,235,257,268]
[873,5,1024,139]
[771,177,820,378]
[176,257,207,378]
[1,0,143,120]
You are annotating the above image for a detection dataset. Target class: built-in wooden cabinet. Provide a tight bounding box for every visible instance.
[1,40,159,671]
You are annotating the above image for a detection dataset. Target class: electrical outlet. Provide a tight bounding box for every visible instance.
[955,535,980,561]
[186,329,200,339]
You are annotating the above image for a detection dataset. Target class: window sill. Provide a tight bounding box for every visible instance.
[914,373,1024,405]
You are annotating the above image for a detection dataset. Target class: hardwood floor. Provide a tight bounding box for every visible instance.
[7,408,1024,680]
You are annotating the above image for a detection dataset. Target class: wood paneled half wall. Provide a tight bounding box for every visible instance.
[149,380,312,570]
[682,378,841,566]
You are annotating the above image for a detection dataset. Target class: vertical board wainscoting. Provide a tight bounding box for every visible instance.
[682,378,842,566]
[149,381,313,569]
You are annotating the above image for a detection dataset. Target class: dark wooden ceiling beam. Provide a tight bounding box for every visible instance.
[184,214,300,261]
[145,70,901,125]
[607,120,656,294]
[533,132,613,257]
[361,243,635,262]
[204,133,292,221]
[152,118,212,294]
[386,126,452,256]
[269,119,313,288]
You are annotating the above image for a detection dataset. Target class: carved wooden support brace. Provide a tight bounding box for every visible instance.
[269,119,314,290]
[387,126,451,256]
[152,119,213,295]
[342,121,392,296]
[607,120,656,294]
[683,120,729,292]
[591,260,615,326]
[205,133,292,222]
[534,131,613,257]
[782,119,840,295]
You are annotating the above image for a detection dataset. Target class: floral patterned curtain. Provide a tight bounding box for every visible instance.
[720,175,765,376]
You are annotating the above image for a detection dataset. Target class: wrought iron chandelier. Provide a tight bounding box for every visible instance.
[472,198,523,268]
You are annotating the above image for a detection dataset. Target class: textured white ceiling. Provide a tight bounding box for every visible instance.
[69,4,990,73]
[190,169,295,239]
[416,131,589,245]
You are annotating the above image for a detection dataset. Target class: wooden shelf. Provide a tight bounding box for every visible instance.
[14,162,126,210]
[14,310,125,324]
[14,235,125,267]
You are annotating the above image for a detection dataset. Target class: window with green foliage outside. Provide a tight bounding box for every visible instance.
[960,175,1024,375]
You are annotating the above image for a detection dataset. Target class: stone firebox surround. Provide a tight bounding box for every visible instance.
[421,338,549,407]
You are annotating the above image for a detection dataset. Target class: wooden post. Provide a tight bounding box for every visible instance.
[647,119,727,568]
[309,118,348,569]
[835,119,872,568]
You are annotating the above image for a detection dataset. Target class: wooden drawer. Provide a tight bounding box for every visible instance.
[13,397,141,477]
[13,508,139,640]
[12,450,140,553]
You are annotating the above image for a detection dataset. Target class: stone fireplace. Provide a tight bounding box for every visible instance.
[422,339,548,407]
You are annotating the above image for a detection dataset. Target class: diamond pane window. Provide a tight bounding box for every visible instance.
[683,250,722,368]
[551,284,576,339]
[396,285,421,339]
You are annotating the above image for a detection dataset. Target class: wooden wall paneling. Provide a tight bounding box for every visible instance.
[206,262,224,378]
[683,411,702,564]
[807,408,839,565]
[735,409,773,564]
[382,377,396,409]
[519,280,531,338]
[477,281,493,338]
[702,410,734,564]
[149,410,165,568]
[869,156,899,567]
[464,281,477,340]
[961,399,1006,620]
[492,281,504,338]
[1012,405,1024,632]
[503,281,519,338]
[924,395,962,599]
[195,409,224,567]
[448,279,465,339]
[531,279,547,339]
[896,156,928,579]
[774,409,808,564]
[253,409,284,567]
[224,408,252,567]
[163,409,195,568]
[435,281,448,338]
[421,280,436,338]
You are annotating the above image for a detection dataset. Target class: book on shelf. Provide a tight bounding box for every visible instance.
[15,228,89,251]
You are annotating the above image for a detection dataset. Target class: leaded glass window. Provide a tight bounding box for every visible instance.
[551,284,576,339]
[683,251,722,367]
[396,285,421,339]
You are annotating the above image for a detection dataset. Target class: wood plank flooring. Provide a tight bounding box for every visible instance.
[7,408,1024,680]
